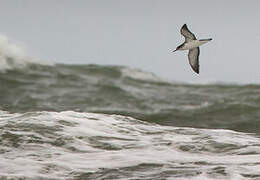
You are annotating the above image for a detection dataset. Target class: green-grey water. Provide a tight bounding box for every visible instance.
[1,63,260,133]
[0,62,260,179]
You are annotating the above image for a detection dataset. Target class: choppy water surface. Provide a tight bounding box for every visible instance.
[1,111,260,179]
[1,63,260,133]
[0,56,260,179]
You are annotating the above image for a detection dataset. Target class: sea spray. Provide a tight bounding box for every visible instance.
[0,33,52,71]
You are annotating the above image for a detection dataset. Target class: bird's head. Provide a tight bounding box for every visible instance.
[172,44,183,52]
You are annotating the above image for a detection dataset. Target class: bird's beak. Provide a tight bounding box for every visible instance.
[172,49,177,52]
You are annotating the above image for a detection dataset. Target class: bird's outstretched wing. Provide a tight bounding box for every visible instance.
[181,24,196,42]
[188,47,200,74]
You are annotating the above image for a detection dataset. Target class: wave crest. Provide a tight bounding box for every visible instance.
[120,67,164,82]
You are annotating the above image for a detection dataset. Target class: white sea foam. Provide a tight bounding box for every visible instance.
[0,110,259,179]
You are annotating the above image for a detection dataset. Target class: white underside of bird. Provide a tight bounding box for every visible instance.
[178,39,211,50]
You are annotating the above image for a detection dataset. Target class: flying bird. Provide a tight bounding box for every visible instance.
[173,24,212,74]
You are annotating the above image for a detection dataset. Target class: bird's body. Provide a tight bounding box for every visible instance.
[173,24,212,74]
[178,39,211,50]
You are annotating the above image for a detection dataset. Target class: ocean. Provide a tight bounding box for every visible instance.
[0,57,260,179]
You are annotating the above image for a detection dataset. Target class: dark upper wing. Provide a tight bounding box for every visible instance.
[181,24,196,42]
[188,47,200,74]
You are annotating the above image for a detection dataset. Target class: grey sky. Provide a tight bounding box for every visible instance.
[0,0,260,83]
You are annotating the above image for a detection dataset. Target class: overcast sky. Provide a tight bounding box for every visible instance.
[0,0,260,83]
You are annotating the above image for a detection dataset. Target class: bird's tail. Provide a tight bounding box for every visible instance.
[200,38,212,42]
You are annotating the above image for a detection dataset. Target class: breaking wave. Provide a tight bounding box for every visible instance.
[0,111,259,179]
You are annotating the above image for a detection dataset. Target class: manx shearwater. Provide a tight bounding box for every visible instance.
[173,24,212,74]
